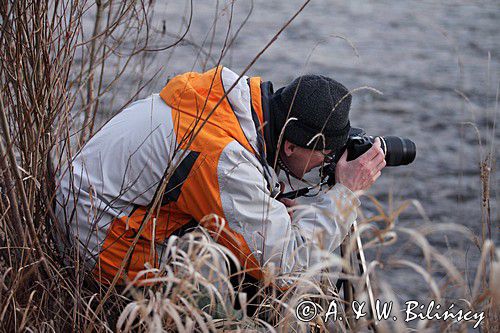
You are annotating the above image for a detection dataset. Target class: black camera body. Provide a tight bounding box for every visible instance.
[346,135,378,161]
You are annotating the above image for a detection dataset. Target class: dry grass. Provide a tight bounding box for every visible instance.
[0,0,498,332]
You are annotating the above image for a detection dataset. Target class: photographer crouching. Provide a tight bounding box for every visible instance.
[55,66,415,315]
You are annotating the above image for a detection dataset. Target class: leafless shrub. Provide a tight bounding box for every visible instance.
[0,0,185,330]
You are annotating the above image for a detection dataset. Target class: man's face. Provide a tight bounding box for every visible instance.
[280,140,332,179]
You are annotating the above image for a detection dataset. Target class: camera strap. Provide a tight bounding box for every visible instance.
[277,155,305,184]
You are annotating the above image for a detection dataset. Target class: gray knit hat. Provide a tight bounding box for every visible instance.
[270,74,351,152]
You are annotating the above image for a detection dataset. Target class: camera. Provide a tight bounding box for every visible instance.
[320,128,416,186]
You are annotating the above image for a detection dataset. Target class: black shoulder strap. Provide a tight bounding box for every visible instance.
[247,78,280,198]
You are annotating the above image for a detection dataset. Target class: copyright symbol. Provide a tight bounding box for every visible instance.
[296,300,318,322]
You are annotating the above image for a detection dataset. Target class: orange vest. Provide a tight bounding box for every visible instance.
[93,67,274,284]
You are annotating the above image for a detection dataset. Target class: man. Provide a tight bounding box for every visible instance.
[55,66,385,286]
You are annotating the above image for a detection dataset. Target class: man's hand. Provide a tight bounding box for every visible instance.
[278,181,296,219]
[335,137,386,192]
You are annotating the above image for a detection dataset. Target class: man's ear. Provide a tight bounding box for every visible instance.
[283,140,296,157]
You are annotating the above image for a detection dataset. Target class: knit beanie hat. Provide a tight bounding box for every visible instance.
[269,74,352,152]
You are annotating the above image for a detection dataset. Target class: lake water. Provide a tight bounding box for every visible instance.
[82,0,499,327]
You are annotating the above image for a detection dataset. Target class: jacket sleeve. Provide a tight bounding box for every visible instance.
[217,141,360,278]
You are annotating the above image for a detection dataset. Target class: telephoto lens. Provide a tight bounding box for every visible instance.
[379,136,416,166]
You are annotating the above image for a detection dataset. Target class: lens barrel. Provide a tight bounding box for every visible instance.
[380,136,416,166]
